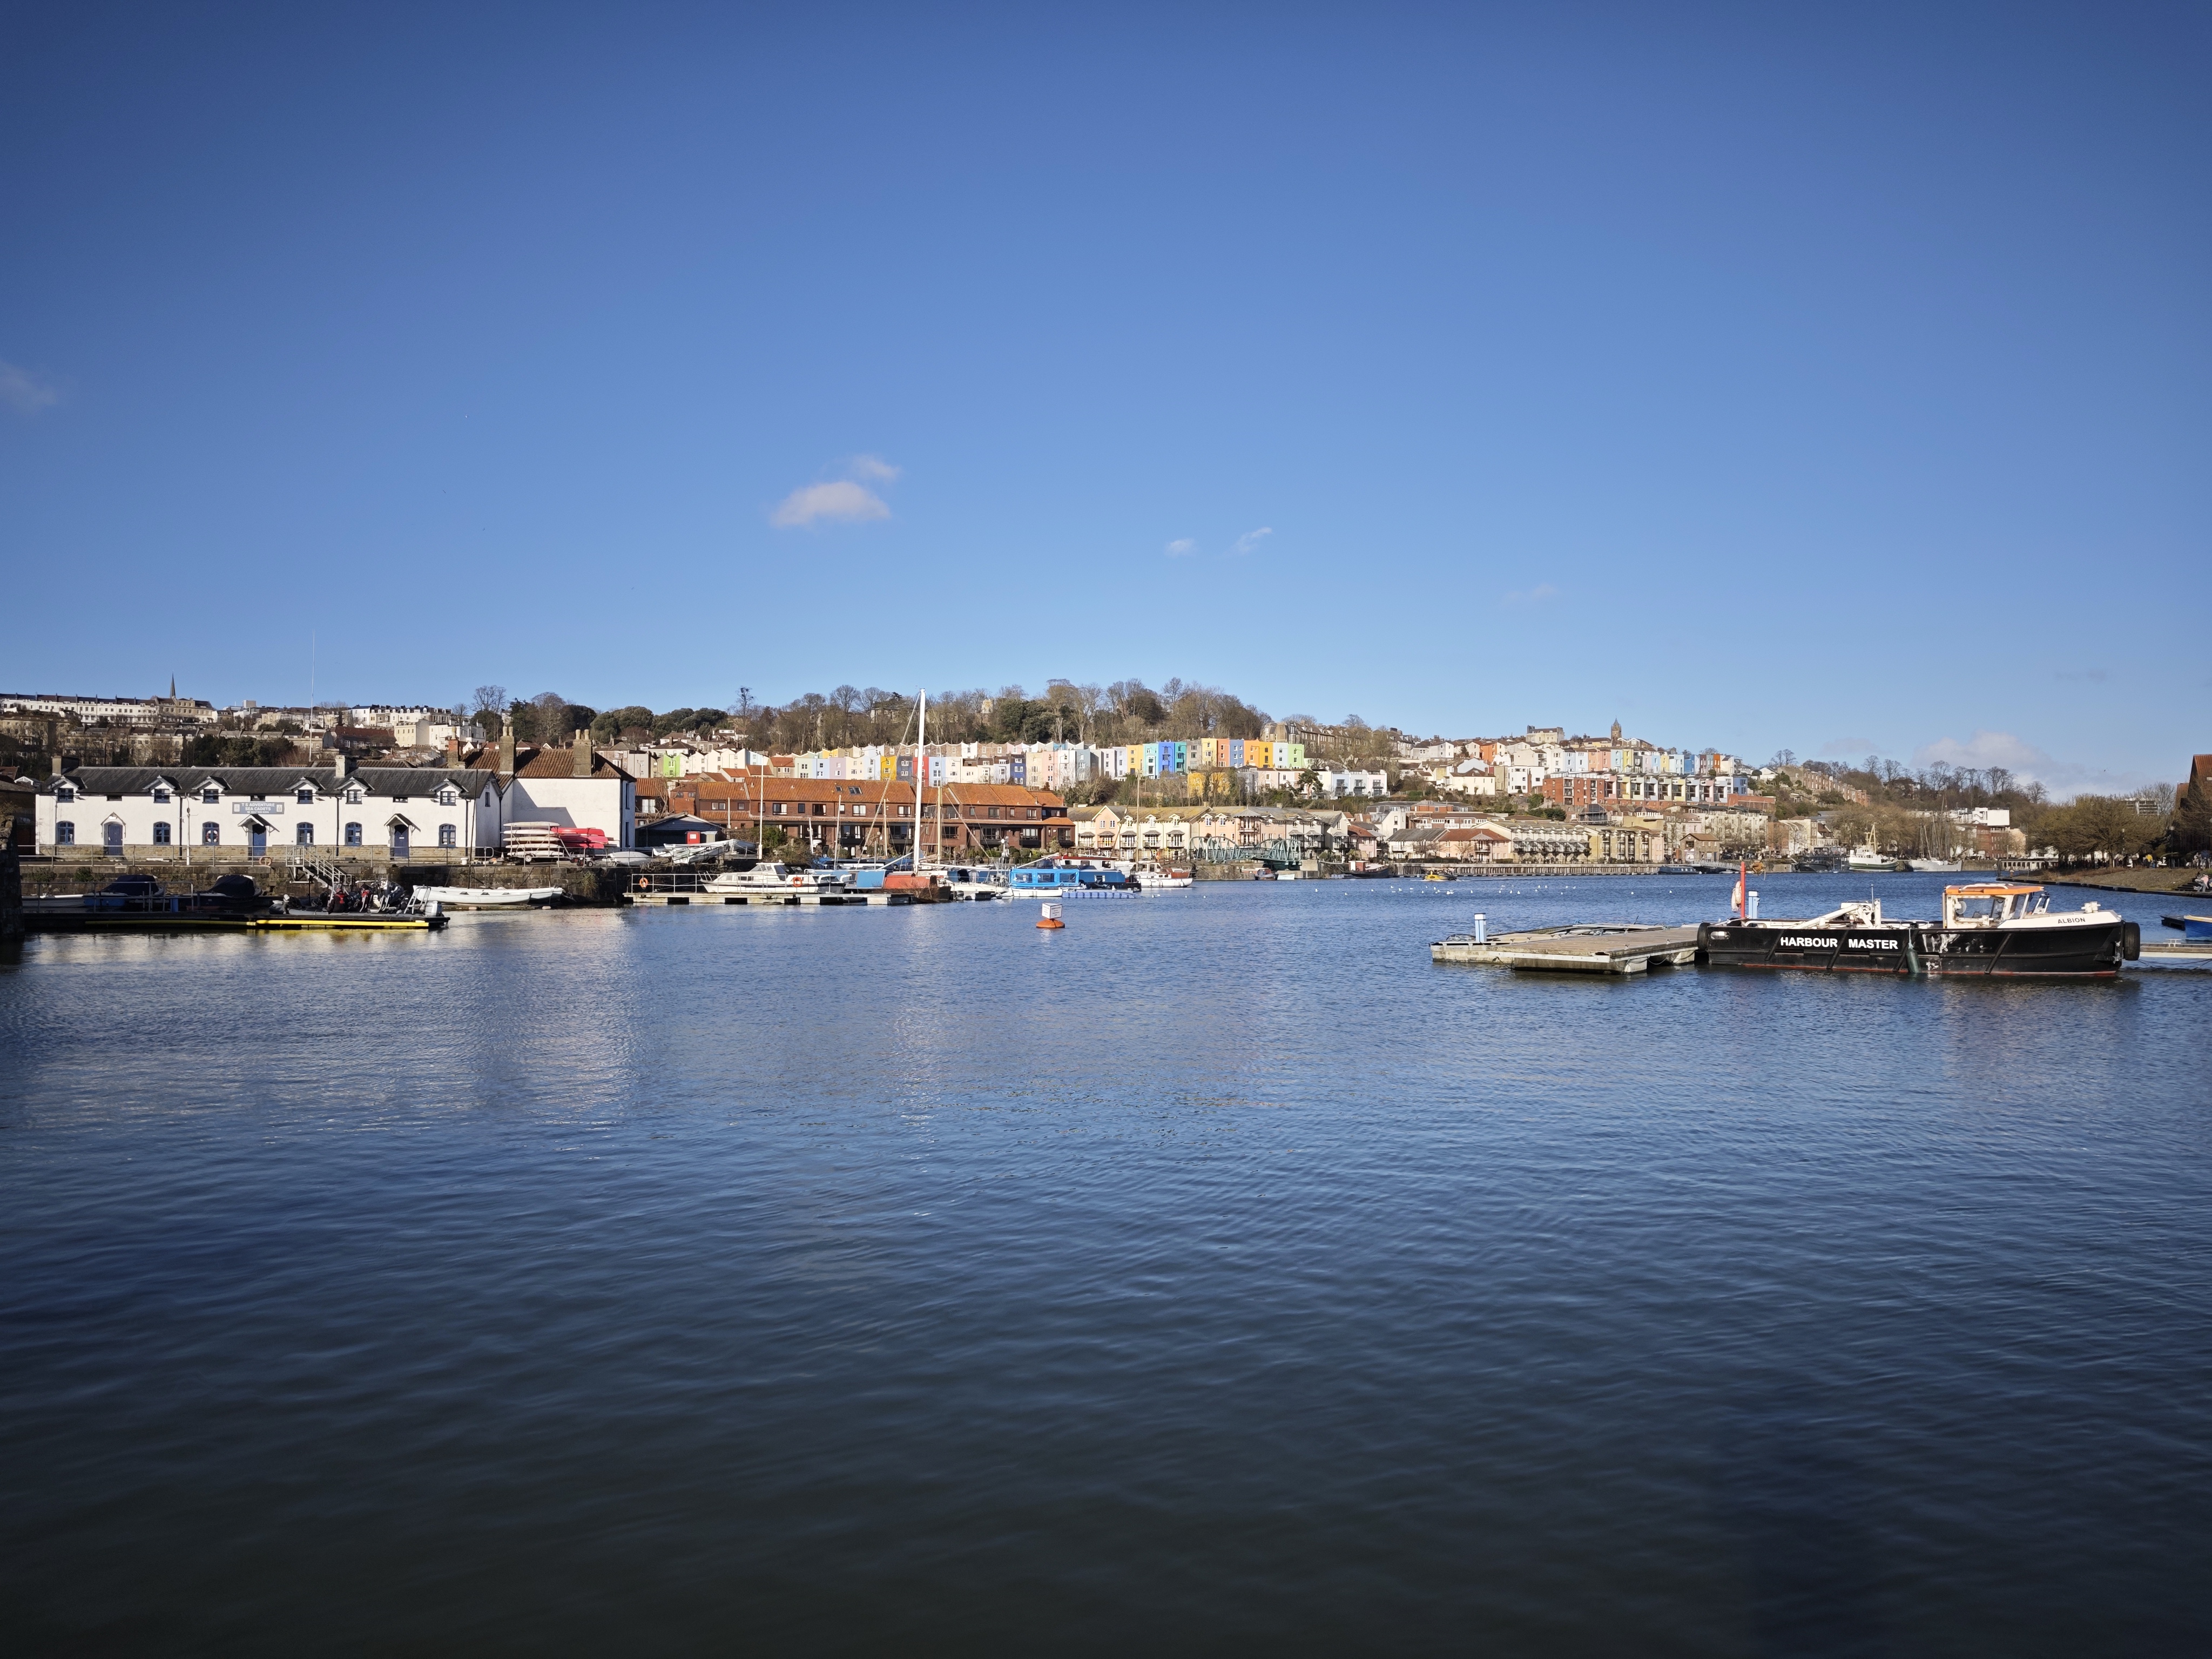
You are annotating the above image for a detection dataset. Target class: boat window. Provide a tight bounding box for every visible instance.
[1955,896,1998,919]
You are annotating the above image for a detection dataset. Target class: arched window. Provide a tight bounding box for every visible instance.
[56,821,75,845]
[437,824,456,848]
[345,822,362,847]
[202,821,220,845]
[296,824,315,846]
[153,821,172,845]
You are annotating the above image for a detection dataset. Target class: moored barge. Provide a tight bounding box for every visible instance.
[1698,884,2137,979]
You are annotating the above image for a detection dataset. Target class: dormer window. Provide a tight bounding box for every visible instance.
[152,787,170,804]
[55,785,75,802]
[296,788,315,804]
[202,787,220,803]
[345,787,363,805]
[437,788,457,807]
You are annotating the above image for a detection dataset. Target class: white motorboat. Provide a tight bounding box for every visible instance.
[936,864,1008,900]
[1846,847,1899,873]
[409,885,564,909]
[703,861,852,895]
[1908,859,1963,873]
[1131,864,1194,889]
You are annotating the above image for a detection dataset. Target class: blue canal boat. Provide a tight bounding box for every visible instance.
[1008,857,1140,896]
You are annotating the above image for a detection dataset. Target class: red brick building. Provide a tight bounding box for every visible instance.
[634,775,1070,857]
[1542,774,1621,811]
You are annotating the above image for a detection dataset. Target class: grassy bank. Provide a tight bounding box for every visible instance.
[2038,867,2210,896]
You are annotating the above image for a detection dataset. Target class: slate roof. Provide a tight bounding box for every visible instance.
[41,765,501,796]
[514,746,632,780]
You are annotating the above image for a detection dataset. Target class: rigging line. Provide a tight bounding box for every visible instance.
[866,697,919,859]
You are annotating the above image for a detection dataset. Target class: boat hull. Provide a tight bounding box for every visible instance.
[1698,920,2136,978]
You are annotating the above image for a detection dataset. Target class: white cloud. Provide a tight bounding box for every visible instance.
[0,360,59,414]
[770,455,901,528]
[1164,538,1198,557]
[1502,583,1558,605]
[1912,730,2144,798]
[771,480,891,527]
[1231,526,1273,556]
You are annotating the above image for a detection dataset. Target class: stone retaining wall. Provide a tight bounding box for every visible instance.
[19,854,633,906]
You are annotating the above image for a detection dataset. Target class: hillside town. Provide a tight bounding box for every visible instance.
[3,684,2203,876]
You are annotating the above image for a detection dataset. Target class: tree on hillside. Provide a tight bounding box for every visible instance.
[2170,784,2211,860]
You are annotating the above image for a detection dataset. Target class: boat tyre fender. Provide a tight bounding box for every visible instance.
[2122,921,2140,962]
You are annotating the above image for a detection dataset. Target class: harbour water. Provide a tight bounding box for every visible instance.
[4,875,2208,1653]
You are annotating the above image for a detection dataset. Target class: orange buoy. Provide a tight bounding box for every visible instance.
[1037,901,1064,930]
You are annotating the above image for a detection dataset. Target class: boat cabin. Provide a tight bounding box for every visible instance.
[1009,857,1130,891]
[1941,884,2050,926]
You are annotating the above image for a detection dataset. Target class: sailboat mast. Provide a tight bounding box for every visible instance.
[916,688,927,872]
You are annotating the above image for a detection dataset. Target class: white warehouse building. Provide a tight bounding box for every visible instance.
[33,740,640,862]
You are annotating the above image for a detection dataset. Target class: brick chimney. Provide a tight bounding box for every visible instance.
[500,722,515,780]
[573,730,592,778]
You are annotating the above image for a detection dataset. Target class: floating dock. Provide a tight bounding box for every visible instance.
[1431,923,1703,975]
[2137,940,2212,966]
[24,909,444,934]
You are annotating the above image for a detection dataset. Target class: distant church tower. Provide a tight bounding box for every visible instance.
[1610,719,1622,743]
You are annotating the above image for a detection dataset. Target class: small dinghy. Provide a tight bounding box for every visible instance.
[409,886,565,909]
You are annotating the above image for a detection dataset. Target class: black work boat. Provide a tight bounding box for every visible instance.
[1698,884,2138,979]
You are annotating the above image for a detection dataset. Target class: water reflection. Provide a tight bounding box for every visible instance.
[1,880,2207,1649]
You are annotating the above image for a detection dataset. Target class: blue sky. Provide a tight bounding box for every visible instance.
[4,4,2206,793]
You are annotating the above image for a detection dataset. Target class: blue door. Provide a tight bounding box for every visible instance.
[248,825,267,858]
[103,822,123,858]
[390,826,409,860]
